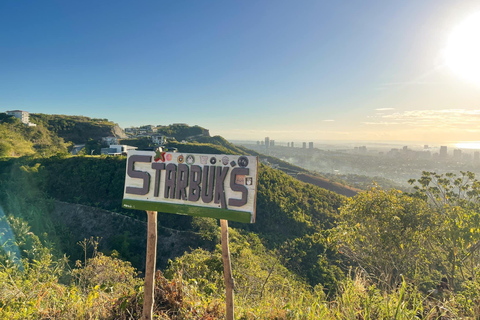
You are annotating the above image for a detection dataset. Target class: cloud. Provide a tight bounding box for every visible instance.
[323,119,335,122]
[366,109,480,129]
[375,108,395,111]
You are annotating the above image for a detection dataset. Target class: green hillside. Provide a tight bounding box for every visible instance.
[0,113,70,157]
[30,113,117,144]
[2,116,480,318]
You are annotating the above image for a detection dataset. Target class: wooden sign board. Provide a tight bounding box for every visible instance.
[122,151,258,223]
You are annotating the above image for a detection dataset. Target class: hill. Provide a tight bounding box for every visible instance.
[30,113,123,144]
[3,116,479,318]
[0,113,70,156]
[296,173,360,197]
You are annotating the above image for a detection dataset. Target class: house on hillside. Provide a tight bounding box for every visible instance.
[100,144,137,156]
[151,135,166,145]
[125,127,137,135]
[6,110,36,126]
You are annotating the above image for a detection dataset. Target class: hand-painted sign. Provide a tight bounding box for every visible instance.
[122,151,258,223]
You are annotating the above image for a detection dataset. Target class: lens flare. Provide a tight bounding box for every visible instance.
[0,205,24,271]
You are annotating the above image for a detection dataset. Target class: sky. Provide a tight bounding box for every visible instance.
[1,0,480,143]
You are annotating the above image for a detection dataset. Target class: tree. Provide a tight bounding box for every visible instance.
[409,171,480,290]
[336,186,434,289]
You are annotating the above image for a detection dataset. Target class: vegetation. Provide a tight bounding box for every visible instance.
[154,124,208,141]
[4,115,480,318]
[0,113,70,157]
[30,113,117,145]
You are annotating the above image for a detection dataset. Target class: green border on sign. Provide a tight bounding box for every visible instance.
[122,199,253,223]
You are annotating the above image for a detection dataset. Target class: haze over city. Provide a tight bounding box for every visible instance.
[1,0,480,143]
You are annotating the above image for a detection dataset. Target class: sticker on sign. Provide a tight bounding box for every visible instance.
[122,151,258,223]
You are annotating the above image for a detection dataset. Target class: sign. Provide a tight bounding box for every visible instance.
[122,151,258,223]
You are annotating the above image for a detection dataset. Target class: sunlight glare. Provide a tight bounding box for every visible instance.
[444,11,480,86]
[456,142,480,149]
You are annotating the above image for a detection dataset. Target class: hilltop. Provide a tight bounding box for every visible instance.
[30,113,125,144]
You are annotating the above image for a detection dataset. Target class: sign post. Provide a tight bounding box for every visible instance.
[123,151,258,319]
[142,210,157,320]
[220,219,234,320]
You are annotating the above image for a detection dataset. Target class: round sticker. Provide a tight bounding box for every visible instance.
[238,156,249,167]
[222,156,229,165]
[166,154,173,161]
[210,157,217,165]
[186,154,195,165]
[177,155,185,163]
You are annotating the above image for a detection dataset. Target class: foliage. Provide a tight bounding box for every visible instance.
[409,171,480,290]
[192,135,246,154]
[278,232,344,292]
[0,114,70,157]
[71,237,141,295]
[165,228,314,314]
[110,270,224,320]
[235,165,344,246]
[0,217,141,319]
[155,124,209,141]
[30,113,116,145]
[336,186,434,290]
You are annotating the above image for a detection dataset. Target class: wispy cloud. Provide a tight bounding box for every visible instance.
[375,108,395,111]
[323,119,335,122]
[366,109,480,128]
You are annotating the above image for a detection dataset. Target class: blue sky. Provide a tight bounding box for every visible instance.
[1,0,480,142]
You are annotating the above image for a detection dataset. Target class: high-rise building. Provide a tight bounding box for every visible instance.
[270,140,275,147]
[440,146,448,158]
[309,142,314,149]
[291,142,295,148]
[302,142,306,149]
[453,149,462,160]
[265,137,270,148]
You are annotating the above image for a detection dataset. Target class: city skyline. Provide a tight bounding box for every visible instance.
[1,1,480,142]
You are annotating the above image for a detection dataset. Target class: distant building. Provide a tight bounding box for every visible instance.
[6,110,36,126]
[270,140,275,147]
[101,145,137,156]
[474,152,480,163]
[291,142,294,148]
[256,141,260,145]
[265,137,270,148]
[453,149,462,160]
[440,146,448,158]
[151,135,166,145]
[302,142,306,149]
[309,142,314,149]
[125,127,137,135]
[355,146,367,153]
[287,142,290,147]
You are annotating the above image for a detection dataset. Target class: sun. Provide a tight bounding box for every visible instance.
[444,11,480,86]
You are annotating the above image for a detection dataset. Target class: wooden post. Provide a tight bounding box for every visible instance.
[220,219,234,320]
[142,211,158,320]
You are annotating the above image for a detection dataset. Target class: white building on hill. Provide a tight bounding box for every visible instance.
[6,110,36,126]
